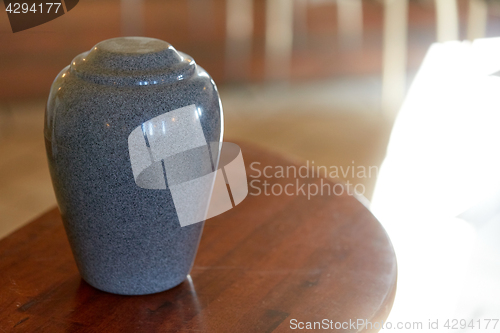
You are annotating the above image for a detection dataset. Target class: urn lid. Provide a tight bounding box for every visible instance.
[69,37,196,86]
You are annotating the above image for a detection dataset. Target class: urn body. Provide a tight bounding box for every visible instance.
[44,37,223,295]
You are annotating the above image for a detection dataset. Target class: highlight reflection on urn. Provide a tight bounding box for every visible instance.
[128,105,248,227]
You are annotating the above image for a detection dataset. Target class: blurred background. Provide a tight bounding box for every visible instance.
[2,0,500,330]
[3,0,500,238]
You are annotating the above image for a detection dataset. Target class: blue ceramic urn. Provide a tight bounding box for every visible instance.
[44,37,223,295]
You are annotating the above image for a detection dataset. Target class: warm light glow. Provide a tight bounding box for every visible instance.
[373,38,500,330]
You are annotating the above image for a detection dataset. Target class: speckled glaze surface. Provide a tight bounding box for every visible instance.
[44,37,223,295]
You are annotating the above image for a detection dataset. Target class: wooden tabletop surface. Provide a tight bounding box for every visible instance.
[0,142,397,332]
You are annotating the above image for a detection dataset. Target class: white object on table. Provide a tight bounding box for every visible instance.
[373,38,500,331]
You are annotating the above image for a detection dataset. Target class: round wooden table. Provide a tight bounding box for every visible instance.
[0,142,397,332]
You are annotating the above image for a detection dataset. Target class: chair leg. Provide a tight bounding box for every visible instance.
[294,0,308,46]
[337,0,363,50]
[188,0,216,38]
[265,0,294,81]
[382,0,409,118]
[121,0,144,36]
[467,0,488,41]
[225,0,254,81]
[435,0,459,42]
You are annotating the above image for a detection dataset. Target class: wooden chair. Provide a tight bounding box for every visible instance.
[382,0,490,117]
[264,0,364,80]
